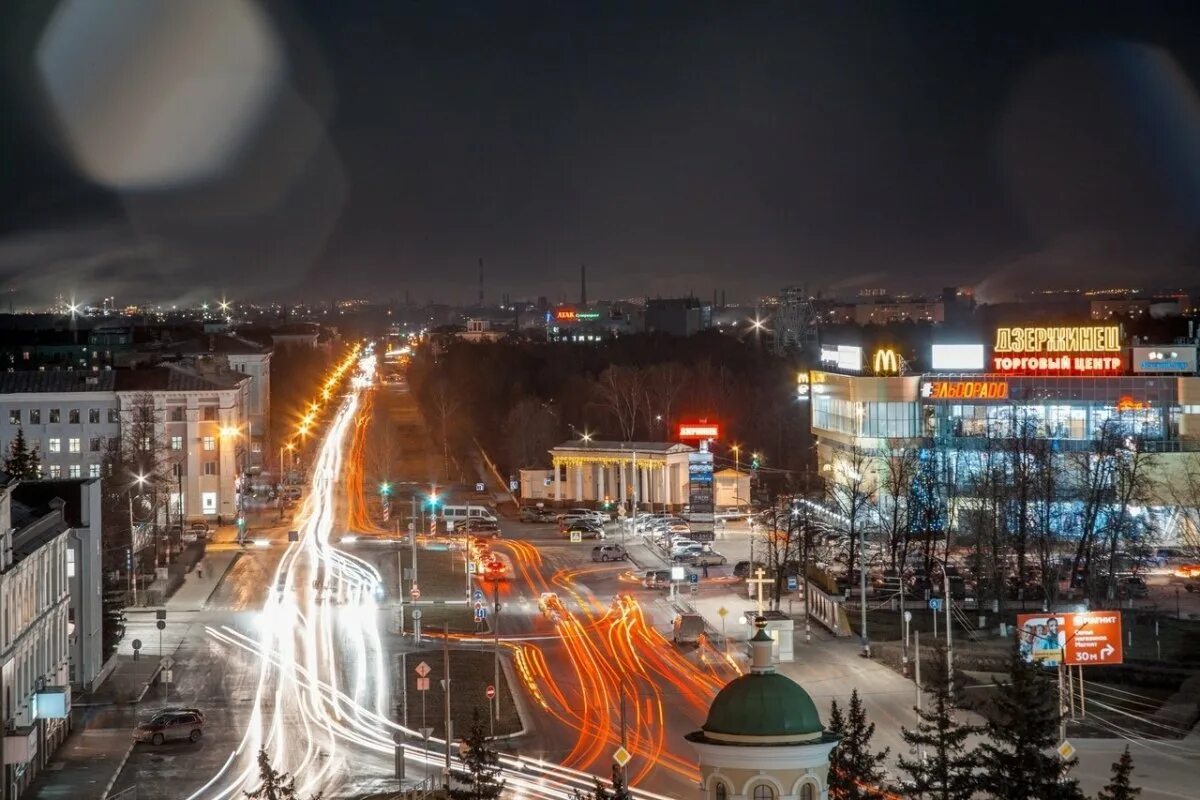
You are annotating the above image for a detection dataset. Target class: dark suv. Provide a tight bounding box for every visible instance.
[134,709,206,745]
[591,544,628,562]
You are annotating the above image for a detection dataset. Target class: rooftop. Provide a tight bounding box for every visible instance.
[551,440,694,453]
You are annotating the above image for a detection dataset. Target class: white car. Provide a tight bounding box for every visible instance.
[670,540,702,559]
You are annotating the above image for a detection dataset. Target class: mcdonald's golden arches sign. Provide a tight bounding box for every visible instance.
[872,348,902,375]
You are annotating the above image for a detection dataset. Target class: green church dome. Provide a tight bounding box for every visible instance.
[702,671,824,740]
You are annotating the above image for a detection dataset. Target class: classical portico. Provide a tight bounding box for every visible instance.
[547,440,695,510]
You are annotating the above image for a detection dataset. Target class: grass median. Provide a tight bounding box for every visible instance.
[397,648,520,740]
[404,542,479,635]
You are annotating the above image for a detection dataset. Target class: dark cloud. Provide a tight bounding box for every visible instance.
[4,2,1200,305]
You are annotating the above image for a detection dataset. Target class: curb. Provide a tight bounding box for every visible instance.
[99,739,137,800]
[491,654,532,742]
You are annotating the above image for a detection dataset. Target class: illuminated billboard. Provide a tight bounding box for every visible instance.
[819,344,863,372]
[922,381,1009,400]
[872,348,902,375]
[678,423,720,439]
[994,325,1121,354]
[1132,346,1197,374]
[991,325,1123,374]
[930,344,985,371]
[1016,611,1124,667]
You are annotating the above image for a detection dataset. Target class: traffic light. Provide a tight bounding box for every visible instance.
[751,454,761,470]
[379,482,392,496]
[427,494,440,509]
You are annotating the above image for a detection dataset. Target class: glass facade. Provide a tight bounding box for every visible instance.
[813,396,920,438]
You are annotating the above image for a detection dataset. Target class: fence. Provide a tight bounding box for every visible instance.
[806,579,852,637]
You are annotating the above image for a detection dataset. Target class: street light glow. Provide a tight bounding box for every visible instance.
[219,425,240,438]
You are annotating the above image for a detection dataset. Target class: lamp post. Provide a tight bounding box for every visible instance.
[731,445,741,509]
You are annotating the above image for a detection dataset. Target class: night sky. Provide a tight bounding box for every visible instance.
[4,1,1200,307]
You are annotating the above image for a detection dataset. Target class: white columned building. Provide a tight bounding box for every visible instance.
[547,440,694,510]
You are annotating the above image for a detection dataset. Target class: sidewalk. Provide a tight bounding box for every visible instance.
[165,550,240,610]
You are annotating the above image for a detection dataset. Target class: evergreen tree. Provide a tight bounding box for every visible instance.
[244,748,321,800]
[977,644,1083,800]
[449,707,506,800]
[1097,747,1141,800]
[897,645,979,800]
[4,427,40,480]
[828,690,891,800]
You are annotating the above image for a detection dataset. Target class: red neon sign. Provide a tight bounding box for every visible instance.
[991,354,1121,375]
[554,308,577,321]
[678,423,720,440]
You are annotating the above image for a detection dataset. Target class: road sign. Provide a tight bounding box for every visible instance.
[569,531,582,543]
[612,746,632,768]
[416,677,430,692]
[132,639,142,651]
[688,573,699,585]
[475,608,487,621]
[475,482,486,492]
[420,727,434,739]
[412,609,422,621]
[161,669,173,684]
[468,561,477,573]
[411,585,421,601]
[786,575,798,591]
[904,611,912,622]
[474,589,484,602]
[928,598,942,611]
[415,661,431,677]
[690,583,698,595]
[1057,740,1076,761]
[509,479,519,492]
[156,609,167,620]
[288,530,299,542]
[486,684,496,700]
[156,620,166,630]
[717,606,728,618]
[161,657,174,670]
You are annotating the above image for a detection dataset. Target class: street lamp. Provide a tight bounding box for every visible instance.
[730,445,741,508]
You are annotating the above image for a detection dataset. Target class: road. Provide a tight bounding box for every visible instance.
[40,348,1198,800]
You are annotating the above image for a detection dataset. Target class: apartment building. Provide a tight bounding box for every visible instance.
[1,479,72,800]
[0,364,250,523]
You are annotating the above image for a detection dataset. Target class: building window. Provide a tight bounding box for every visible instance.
[89,408,101,423]
[109,436,121,450]
[171,406,184,422]
[108,408,119,423]
[9,410,19,425]
[141,436,152,450]
[50,408,60,423]
[67,548,76,578]
[69,409,80,424]
[48,465,61,478]
[201,491,217,513]
[251,441,262,453]
[203,436,216,451]
[30,409,40,424]
[88,464,101,478]
[752,786,776,800]
[713,783,728,800]
[49,437,61,453]
[68,464,81,478]
[68,437,81,453]
[799,784,815,800]
[171,436,183,451]
[203,406,217,421]
[203,461,218,476]
[90,437,102,452]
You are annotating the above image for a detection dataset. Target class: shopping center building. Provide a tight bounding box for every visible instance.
[809,323,1200,541]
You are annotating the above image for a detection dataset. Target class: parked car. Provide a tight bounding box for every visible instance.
[670,541,703,560]
[461,518,501,537]
[689,551,728,567]
[134,710,206,745]
[565,524,605,540]
[187,522,211,541]
[733,560,766,579]
[519,505,556,523]
[591,544,628,562]
[1117,575,1149,599]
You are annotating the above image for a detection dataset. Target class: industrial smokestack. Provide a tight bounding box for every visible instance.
[478,257,484,306]
[580,263,587,306]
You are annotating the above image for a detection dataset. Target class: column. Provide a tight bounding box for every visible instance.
[553,459,562,503]
[598,464,606,503]
[619,462,627,508]
[574,463,583,502]
[640,466,650,508]
[660,464,670,508]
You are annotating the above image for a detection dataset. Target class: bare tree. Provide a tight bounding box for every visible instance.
[1163,452,1200,560]
[644,362,689,439]
[878,442,919,573]
[595,365,646,441]
[430,376,462,480]
[503,397,559,470]
[1029,437,1065,606]
[826,445,877,592]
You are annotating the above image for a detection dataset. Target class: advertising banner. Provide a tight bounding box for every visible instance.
[1016,611,1124,667]
[687,451,715,543]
